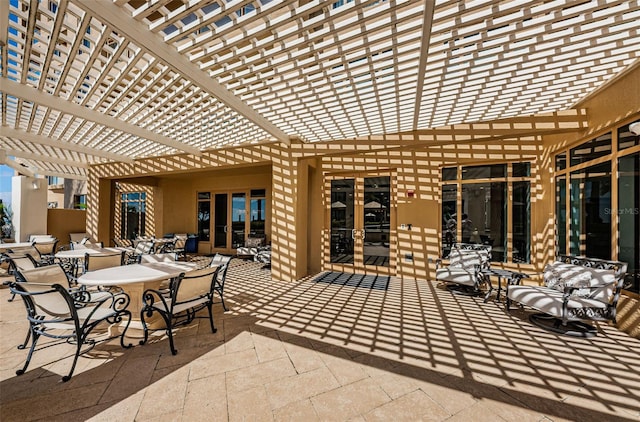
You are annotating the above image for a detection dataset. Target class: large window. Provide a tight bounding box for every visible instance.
[198,192,211,241]
[441,163,531,263]
[569,162,611,259]
[618,151,639,293]
[250,189,266,236]
[120,192,146,240]
[556,123,640,293]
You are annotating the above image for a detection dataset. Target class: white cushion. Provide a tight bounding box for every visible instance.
[507,285,608,318]
[543,261,616,300]
[448,249,489,270]
[435,268,476,286]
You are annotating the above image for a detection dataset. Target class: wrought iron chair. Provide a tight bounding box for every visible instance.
[8,274,132,381]
[126,240,154,264]
[3,253,39,301]
[435,243,492,299]
[139,267,220,355]
[84,250,125,273]
[33,238,59,265]
[209,253,233,311]
[8,245,50,267]
[506,255,628,337]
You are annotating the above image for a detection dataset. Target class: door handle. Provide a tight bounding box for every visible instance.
[224,225,228,233]
[351,229,357,239]
[361,229,366,240]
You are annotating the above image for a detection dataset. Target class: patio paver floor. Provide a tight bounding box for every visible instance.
[1,260,639,421]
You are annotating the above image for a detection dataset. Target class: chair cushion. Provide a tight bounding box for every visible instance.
[448,249,489,270]
[237,246,260,256]
[507,285,608,319]
[435,268,476,286]
[543,261,616,300]
[245,237,265,248]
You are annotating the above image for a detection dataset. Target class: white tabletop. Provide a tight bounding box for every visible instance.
[55,246,132,259]
[0,242,34,252]
[77,261,201,286]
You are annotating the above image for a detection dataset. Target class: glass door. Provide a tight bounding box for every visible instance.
[327,174,393,275]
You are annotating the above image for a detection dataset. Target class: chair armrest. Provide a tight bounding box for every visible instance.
[72,289,131,314]
[141,287,172,315]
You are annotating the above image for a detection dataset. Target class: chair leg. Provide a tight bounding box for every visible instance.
[62,337,84,382]
[219,291,228,312]
[165,317,177,355]
[207,303,217,333]
[118,310,133,349]
[18,327,31,350]
[139,309,151,346]
[16,330,40,376]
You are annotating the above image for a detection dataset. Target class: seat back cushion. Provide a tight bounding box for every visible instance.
[448,249,489,270]
[543,261,616,301]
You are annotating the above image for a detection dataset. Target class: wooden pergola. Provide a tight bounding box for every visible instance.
[1,0,639,178]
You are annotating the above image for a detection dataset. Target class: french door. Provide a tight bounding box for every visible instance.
[198,189,267,254]
[325,172,395,275]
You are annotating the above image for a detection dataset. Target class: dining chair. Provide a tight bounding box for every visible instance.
[84,251,125,272]
[3,253,39,301]
[8,245,49,266]
[8,278,132,382]
[139,267,220,355]
[209,253,233,311]
[126,240,154,264]
[33,238,59,265]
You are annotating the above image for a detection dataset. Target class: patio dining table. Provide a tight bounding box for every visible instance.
[55,246,134,277]
[78,261,213,331]
[0,242,34,253]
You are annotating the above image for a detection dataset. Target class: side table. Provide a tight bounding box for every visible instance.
[482,268,529,302]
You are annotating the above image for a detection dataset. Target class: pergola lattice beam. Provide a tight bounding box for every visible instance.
[1,126,135,163]
[3,148,89,169]
[1,78,201,156]
[0,151,36,178]
[77,0,291,145]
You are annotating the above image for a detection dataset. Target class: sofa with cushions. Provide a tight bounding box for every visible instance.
[435,243,492,298]
[506,255,627,337]
[236,233,268,259]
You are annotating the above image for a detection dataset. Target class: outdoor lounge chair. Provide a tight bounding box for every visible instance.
[506,255,628,337]
[435,243,492,299]
[139,267,220,355]
[8,277,131,382]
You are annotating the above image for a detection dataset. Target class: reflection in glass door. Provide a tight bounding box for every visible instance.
[330,179,355,264]
[328,175,392,273]
[231,193,246,248]
[363,176,390,267]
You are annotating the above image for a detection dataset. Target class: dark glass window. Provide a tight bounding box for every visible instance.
[512,162,531,177]
[569,132,612,166]
[570,162,611,259]
[618,152,639,293]
[461,182,507,262]
[442,167,457,181]
[461,164,506,180]
[251,189,266,197]
[556,153,567,171]
[512,181,530,263]
[556,177,567,256]
[120,192,146,240]
[441,184,457,257]
[197,192,211,241]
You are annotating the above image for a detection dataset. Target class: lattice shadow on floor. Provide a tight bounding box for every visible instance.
[312,271,390,290]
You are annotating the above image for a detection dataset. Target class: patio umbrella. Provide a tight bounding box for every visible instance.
[331,201,347,208]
